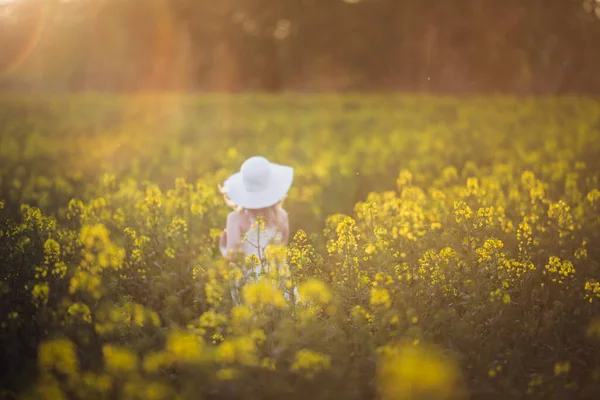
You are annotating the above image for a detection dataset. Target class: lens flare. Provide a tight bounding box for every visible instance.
[85,0,185,91]
[0,3,48,76]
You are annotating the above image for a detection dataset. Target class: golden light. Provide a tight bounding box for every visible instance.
[0,1,49,76]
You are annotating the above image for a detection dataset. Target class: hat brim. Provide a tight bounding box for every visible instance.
[223,163,293,210]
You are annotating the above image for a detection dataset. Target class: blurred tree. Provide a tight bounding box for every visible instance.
[0,0,599,93]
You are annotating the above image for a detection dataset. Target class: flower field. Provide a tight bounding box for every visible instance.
[1,94,600,399]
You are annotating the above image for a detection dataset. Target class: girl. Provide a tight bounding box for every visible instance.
[219,156,295,303]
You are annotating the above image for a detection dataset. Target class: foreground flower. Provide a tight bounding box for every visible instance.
[377,342,464,400]
[291,349,331,379]
[242,279,286,309]
[298,279,333,305]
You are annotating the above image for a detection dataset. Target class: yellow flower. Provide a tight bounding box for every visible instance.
[397,169,413,187]
[475,207,494,228]
[465,177,480,196]
[291,349,331,379]
[230,305,255,329]
[442,166,458,182]
[587,189,600,204]
[242,279,286,309]
[547,200,575,237]
[377,342,463,400]
[103,345,138,373]
[215,341,236,364]
[165,331,205,363]
[36,373,66,400]
[554,361,571,376]
[544,256,575,284]
[38,339,79,377]
[575,248,588,260]
[164,247,176,259]
[80,372,112,394]
[199,311,228,329]
[44,239,61,264]
[67,303,92,323]
[298,279,333,305]
[216,367,239,381]
[32,283,49,307]
[214,337,259,366]
[250,329,267,345]
[261,357,276,370]
[79,224,125,271]
[453,201,472,224]
[370,288,392,309]
[351,305,370,323]
[489,288,510,304]
[476,238,504,264]
[521,171,536,188]
[69,270,102,299]
[142,352,170,374]
[584,280,600,302]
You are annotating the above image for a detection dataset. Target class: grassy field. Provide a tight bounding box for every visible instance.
[1,94,600,400]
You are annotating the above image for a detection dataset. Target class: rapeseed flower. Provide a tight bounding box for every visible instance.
[79,224,125,271]
[216,367,238,380]
[67,303,92,323]
[554,361,571,376]
[32,283,49,307]
[544,256,575,284]
[165,331,205,364]
[298,279,332,305]
[36,373,66,400]
[199,311,228,329]
[103,345,138,374]
[214,336,259,366]
[242,279,286,310]
[370,288,391,309]
[291,349,331,379]
[38,339,79,377]
[377,342,463,400]
[453,201,472,224]
[585,280,600,302]
[142,351,170,374]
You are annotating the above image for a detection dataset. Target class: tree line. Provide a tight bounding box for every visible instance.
[1,0,599,93]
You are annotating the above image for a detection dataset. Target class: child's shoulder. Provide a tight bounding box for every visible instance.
[227,209,243,221]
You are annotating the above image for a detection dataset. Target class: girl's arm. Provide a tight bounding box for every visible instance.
[281,210,290,245]
[219,229,228,257]
[225,211,243,255]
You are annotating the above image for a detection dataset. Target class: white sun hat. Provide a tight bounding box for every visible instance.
[222,156,294,210]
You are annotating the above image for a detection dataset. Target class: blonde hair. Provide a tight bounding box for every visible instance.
[219,184,287,233]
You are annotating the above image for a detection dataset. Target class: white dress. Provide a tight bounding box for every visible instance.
[241,217,282,275]
[221,217,297,304]
[219,217,281,267]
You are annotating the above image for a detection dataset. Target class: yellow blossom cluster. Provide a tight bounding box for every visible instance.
[1,96,600,400]
[242,279,287,310]
[544,256,576,284]
[298,279,333,305]
[377,342,463,400]
[103,345,138,374]
[584,280,600,303]
[290,349,332,379]
[453,200,473,224]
